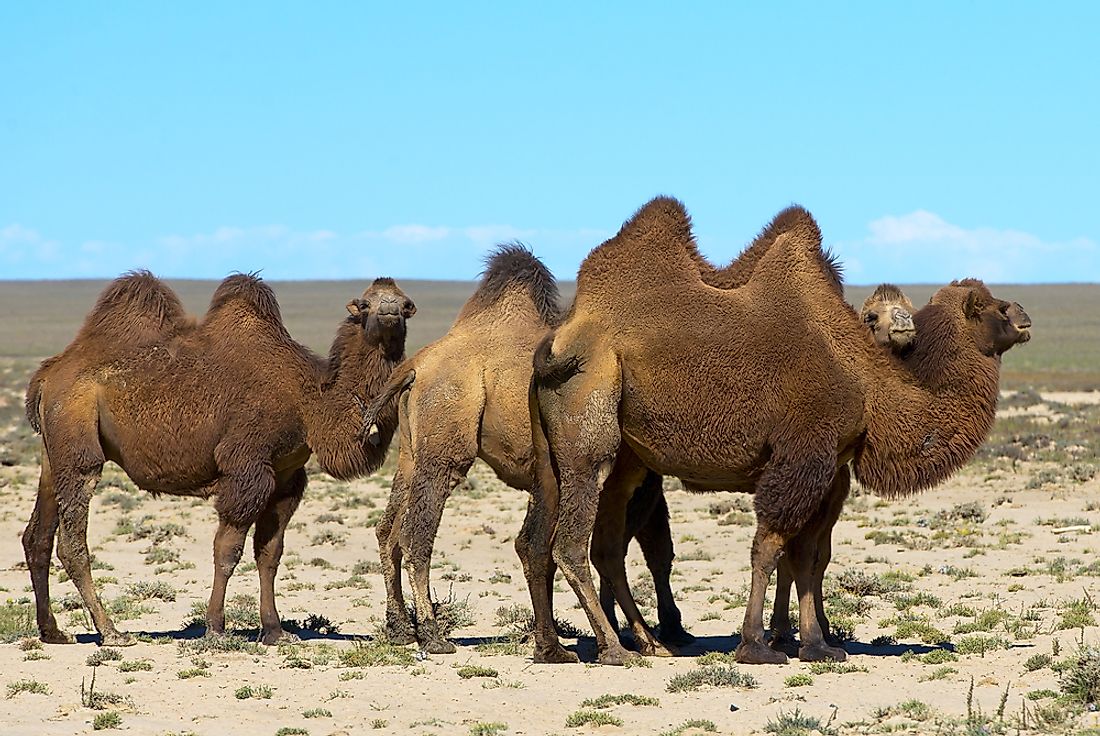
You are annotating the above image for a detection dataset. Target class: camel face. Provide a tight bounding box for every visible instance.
[347,277,416,347]
[936,280,1032,356]
[860,284,916,351]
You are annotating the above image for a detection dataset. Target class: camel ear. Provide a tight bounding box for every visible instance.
[963,290,983,319]
[403,300,417,318]
[346,300,363,318]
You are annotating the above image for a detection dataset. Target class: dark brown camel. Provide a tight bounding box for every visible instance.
[362,245,691,656]
[23,271,413,646]
[528,197,1031,665]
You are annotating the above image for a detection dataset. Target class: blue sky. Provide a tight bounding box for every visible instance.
[1,3,1097,283]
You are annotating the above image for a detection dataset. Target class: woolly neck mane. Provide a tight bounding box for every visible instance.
[457,243,562,327]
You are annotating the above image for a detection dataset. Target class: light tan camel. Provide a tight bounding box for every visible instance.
[362,245,690,655]
[528,197,1031,665]
[23,272,413,645]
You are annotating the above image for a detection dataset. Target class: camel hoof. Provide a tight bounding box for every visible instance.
[101,631,137,647]
[657,624,696,646]
[533,644,580,664]
[798,643,847,662]
[421,639,456,655]
[735,641,788,665]
[769,632,799,657]
[262,628,299,646]
[637,637,677,658]
[598,645,640,667]
[41,629,75,645]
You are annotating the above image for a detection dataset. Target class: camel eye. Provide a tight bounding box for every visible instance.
[864,313,878,324]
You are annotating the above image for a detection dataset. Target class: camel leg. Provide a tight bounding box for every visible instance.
[253,467,306,645]
[736,450,836,665]
[552,459,636,666]
[399,458,472,654]
[516,476,577,664]
[376,434,417,644]
[590,451,672,657]
[770,465,852,650]
[811,466,851,644]
[55,465,134,646]
[632,476,694,646]
[207,517,248,635]
[789,531,846,662]
[22,450,72,644]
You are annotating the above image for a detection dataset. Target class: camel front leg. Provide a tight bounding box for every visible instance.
[253,468,306,645]
[399,460,471,654]
[789,533,846,662]
[591,452,672,657]
[22,450,72,644]
[769,559,798,654]
[207,517,248,636]
[631,476,694,646]
[376,454,416,644]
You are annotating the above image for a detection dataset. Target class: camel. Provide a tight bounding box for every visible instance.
[23,271,414,646]
[528,197,1032,665]
[361,244,691,656]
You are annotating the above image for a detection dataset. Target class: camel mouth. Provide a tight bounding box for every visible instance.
[1015,327,1032,344]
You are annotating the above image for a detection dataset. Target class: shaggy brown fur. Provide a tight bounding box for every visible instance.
[528,197,1031,665]
[23,273,413,646]
[364,244,690,657]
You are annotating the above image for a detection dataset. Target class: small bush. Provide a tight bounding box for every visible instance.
[339,639,415,667]
[1057,644,1100,705]
[565,710,622,728]
[784,673,813,687]
[302,708,332,718]
[763,708,824,735]
[6,679,50,698]
[456,664,498,679]
[580,693,660,708]
[93,712,122,730]
[666,666,758,693]
[235,684,274,699]
[86,648,124,667]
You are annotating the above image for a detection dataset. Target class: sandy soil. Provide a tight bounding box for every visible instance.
[0,395,1098,735]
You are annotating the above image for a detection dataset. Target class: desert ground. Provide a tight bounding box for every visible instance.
[0,279,1097,736]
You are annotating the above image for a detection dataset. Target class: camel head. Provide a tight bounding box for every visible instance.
[933,279,1032,356]
[860,283,916,351]
[346,277,416,354]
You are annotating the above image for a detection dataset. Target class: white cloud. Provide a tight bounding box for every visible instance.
[0,221,606,280]
[837,211,1099,284]
[378,224,451,244]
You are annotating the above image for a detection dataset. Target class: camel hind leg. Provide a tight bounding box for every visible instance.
[536,344,634,665]
[590,449,673,657]
[22,450,72,643]
[253,467,306,645]
[55,463,134,646]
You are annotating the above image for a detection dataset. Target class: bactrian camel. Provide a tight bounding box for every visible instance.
[23,272,413,645]
[528,197,1031,665]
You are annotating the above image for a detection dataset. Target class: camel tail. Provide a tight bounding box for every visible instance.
[531,332,584,389]
[362,363,416,444]
[528,367,561,520]
[24,369,45,434]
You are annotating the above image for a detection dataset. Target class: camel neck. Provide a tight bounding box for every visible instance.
[303,321,400,480]
[855,306,1001,498]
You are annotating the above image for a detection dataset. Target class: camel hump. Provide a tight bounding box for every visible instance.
[205,272,284,326]
[619,195,694,245]
[758,205,844,295]
[457,243,562,326]
[78,270,189,343]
